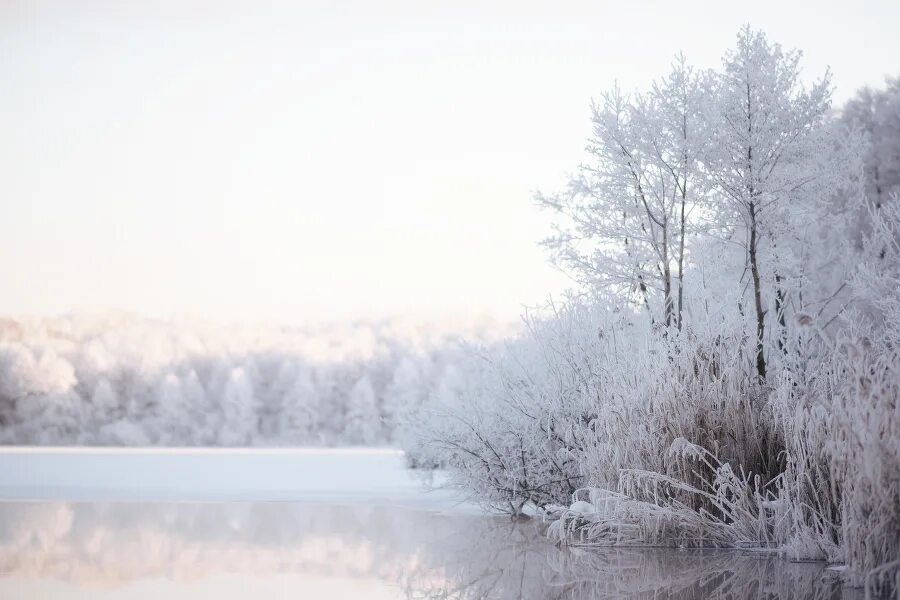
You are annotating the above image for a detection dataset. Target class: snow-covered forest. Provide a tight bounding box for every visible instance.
[403,28,900,595]
[0,312,513,446]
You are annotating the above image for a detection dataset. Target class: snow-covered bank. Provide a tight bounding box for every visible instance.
[0,447,467,509]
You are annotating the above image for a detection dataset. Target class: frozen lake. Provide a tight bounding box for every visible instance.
[0,448,857,599]
[0,447,462,507]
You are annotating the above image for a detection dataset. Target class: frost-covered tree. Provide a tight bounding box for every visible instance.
[344,375,379,445]
[841,77,900,210]
[180,370,214,444]
[281,368,320,442]
[218,367,257,446]
[0,344,36,428]
[90,378,120,425]
[154,374,193,444]
[0,344,77,400]
[703,26,832,380]
[383,357,425,441]
[538,57,709,328]
[0,346,79,441]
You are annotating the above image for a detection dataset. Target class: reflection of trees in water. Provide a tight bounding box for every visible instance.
[0,502,484,586]
[405,519,856,600]
[0,503,855,599]
[539,547,852,600]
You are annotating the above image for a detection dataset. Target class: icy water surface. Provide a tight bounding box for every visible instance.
[0,501,858,600]
[0,448,858,599]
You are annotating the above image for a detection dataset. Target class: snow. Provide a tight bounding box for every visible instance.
[0,447,468,509]
[568,500,595,515]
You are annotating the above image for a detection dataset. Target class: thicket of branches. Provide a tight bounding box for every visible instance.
[406,28,900,594]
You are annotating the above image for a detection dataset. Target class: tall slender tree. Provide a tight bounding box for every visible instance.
[704,26,831,381]
[538,59,707,328]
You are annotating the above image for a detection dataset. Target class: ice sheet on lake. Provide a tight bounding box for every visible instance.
[0,447,464,508]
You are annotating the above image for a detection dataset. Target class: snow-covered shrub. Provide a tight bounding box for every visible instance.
[411,300,782,531]
[410,301,621,513]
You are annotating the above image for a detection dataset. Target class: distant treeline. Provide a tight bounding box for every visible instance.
[0,313,513,446]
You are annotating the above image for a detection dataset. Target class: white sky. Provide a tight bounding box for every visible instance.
[2,0,898,326]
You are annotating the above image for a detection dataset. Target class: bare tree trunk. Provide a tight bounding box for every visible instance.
[749,201,767,381]
[774,272,788,355]
[637,275,653,322]
[663,268,672,327]
[663,223,673,328]
[625,224,654,321]
[874,161,884,209]
[677,185,687,330]
[745,78,766,382]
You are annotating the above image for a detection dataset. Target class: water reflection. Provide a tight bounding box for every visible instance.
[0,502,857,599]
